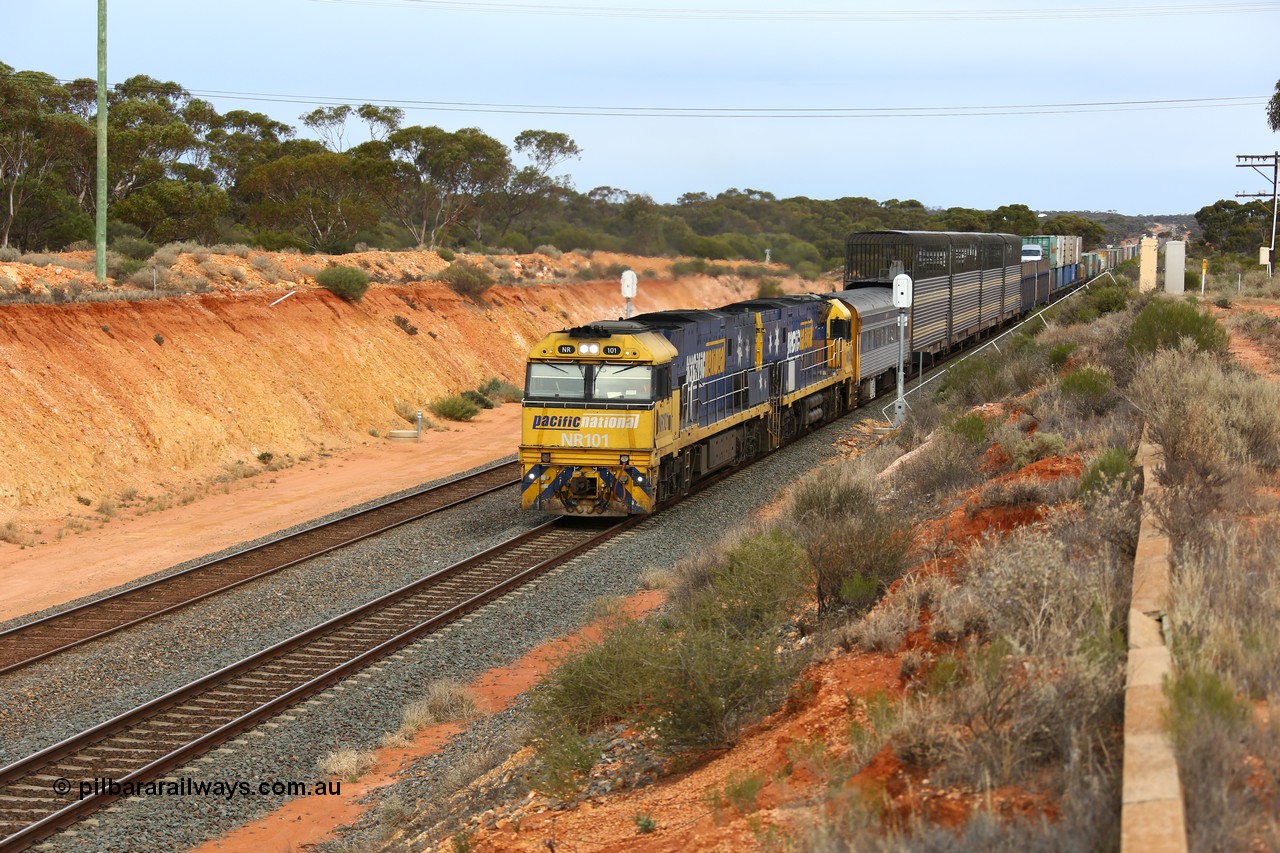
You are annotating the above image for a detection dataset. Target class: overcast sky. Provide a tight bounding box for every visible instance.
[8,0,1280,215]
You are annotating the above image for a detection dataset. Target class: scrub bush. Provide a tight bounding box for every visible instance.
[478,378,522,403]
[938,354,1011,408]
[112,236,157,260]
[429,395,480,421]
[785,463,910,618]
[461,389,494,409]
[949,411,988,445]
[316,264,370,302]
[441,261,494,298]
[1059,366,1115,414]
[1079,447,1134,497]
[1127,299,1227,354]
[1048,341,1078,371]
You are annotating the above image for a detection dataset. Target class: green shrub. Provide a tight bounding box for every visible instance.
[1011,431,1065,469]
[1089,282,1131,315]
[938,355,1010,407]
[1079,447,1134,497]
[1167,668,1248,750]
[1059,367,1115,414]
[441,262,494,298]
[107,254,145,280]
[113,236,157,260]
[786,465,909,618]
[529,529,805,764]
[478,378,522,403]
[429,395,481,421]
[794,261,822,281]
[1048,342,1078,371]
[252,230,310,252]
[436,247,456,262]
[949,412,987,445]
[461,389,495,410]
[1127,299,1227,354]
[671,258,708,276]
[315,264,370,302]
[755,276,784,298]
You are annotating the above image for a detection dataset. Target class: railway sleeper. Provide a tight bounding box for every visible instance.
[1,781,66,797]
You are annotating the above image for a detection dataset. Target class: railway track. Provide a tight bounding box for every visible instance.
[0,461,521,678]
[0,516,630,852]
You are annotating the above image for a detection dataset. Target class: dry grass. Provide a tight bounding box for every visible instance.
[382,679,483,749]
[318,748,377,782]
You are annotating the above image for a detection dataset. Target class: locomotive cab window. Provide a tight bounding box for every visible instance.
[593,364,653,401]
[526,363,588,400]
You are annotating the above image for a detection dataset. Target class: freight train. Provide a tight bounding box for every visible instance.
[519,230,1101,516]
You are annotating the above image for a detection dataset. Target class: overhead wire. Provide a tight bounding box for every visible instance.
[307,0,1280,20]
[3,72,1263,118]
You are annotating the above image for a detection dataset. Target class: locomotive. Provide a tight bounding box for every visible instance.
[519,230,1099,516]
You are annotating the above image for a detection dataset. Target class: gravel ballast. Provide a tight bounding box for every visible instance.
[6,422,863,852]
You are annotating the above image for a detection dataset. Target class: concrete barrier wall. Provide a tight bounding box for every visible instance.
[1121,432,1188,852]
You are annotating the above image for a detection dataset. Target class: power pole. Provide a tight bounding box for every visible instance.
[95,0,108,283]
[1236,152,1278,278]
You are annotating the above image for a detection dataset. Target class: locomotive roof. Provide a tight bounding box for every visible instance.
[827,287,896,315]
[625,308,731,329]
[719,294,824,313]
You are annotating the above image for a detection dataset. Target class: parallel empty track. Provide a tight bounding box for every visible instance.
[0,516,628,852]
[0,461,520,677]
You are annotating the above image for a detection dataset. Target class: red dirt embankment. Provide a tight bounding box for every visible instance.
[0,251,763,528]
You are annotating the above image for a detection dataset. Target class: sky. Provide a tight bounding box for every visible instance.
[7,0,1280,216]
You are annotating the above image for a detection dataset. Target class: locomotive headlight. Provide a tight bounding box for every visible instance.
[577,343,600,354]
[619,454,630,464]
[635,475,645,484]
[526,472,537,481]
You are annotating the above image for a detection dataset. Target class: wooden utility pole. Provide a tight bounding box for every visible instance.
[95,0,107,283]
[1236,152,1279,278]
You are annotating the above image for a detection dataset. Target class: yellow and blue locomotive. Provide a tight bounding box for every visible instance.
[519,295,858,515]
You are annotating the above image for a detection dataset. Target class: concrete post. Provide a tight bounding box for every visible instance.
[1139,237,1159,293]
[1164,242,1185,295]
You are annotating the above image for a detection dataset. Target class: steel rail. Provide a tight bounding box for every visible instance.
[0,515,633,852]
[0,461,520,677]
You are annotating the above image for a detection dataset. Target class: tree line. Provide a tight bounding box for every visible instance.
[1,60,1216,271]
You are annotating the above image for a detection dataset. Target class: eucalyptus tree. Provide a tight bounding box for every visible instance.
[0,64,84,248]
[243,150,381,252]
[486,129,581,239]
[383,125,511,248]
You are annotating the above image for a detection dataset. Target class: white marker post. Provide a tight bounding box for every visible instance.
[620,269,638,318]
[892,273,913,428]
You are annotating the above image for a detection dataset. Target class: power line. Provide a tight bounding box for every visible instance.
[3,71,1264,119]
[307,0,1280,20]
